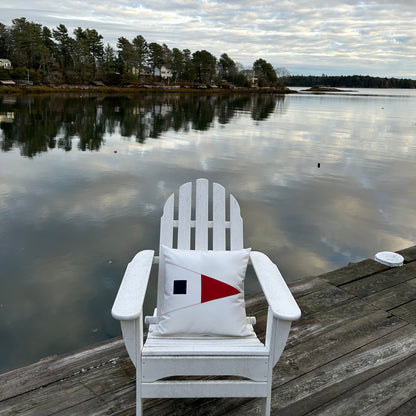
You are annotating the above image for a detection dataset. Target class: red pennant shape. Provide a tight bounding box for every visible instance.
[201,274,240,303]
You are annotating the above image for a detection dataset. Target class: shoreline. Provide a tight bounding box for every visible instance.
[0,85,297,95]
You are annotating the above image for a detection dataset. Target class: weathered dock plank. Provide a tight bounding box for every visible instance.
[340,261,416,298]
[271,324,416,416]
[362,277,416,311]
[224,324,416,416]
[388,397,416,416]
[0,341,134,416]
[51,360,136,416]
[319,259,389,286]
[1,375,95,416]
[389,300,416,325]
[305,353,416,416]
[1,246,415,416]
[295,284,354,315]
[285,275,333,297]
[275,309,406,386]
[0,338,127,402]
[286,296,380,349]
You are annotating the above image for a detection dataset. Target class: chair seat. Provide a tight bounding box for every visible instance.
[143,331,267,356]
[142,332,269,383]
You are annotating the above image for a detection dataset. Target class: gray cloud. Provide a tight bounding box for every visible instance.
[1,0,415,77]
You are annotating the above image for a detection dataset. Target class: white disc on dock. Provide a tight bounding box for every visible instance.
[374,251,404,267]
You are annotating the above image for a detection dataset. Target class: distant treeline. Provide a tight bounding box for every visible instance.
[1,18,414,89]
[287,75,416,89]
[0,17,279,87]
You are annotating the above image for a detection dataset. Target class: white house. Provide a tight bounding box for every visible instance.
[161,66,173,80]
[0,59,12,69]
[132,66,152,76]
[242,69,258,87]
[154,65,173,80]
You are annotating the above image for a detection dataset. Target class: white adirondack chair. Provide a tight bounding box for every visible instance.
[112,178,301,416]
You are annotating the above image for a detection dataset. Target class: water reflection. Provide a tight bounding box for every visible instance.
[1,90,415,375]
[0,93,285,157]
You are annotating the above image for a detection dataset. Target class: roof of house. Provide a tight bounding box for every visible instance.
[0,80,16,85]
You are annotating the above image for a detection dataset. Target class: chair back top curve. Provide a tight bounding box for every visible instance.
[159,178,244,252]
[156,178,244,313]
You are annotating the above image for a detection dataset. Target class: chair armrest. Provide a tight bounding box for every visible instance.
[250,251,301,321]
[111,250,155,321]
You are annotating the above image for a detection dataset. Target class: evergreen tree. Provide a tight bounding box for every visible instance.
[117,37,135,73]
[192,50,216,84]
[52,24,74,74]
[253,58,277,86]
[101,44,117,71]
[147,42,164,78]
[39,26,56,77]
[162,43,172,68]
[132,35,148,75]
[181,49,194,81]
[171,48,184,80]
[0,23,12,59]
[11,18,44,69]
[219,53,237,82]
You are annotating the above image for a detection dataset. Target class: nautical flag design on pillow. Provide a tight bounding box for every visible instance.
[164,260,241,315]
[152,246,254,337]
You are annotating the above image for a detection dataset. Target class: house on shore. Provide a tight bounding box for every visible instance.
[131,66,152,77]
[0,80,16,86]
[155,66,173,80]
[0,59,12,69]
[132,65,173,80]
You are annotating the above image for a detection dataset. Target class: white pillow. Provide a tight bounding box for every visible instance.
[151,246,254,337]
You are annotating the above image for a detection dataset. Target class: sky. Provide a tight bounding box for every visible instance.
[1,0,415,78]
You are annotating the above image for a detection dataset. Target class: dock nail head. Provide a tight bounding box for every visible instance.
[374,251,404,267]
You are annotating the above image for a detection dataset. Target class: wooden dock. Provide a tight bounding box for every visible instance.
[1,246,416,415]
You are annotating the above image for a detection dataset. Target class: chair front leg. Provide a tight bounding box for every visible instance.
[261,395,271,416]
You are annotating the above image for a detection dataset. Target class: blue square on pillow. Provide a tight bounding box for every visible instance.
[173,280,187,294]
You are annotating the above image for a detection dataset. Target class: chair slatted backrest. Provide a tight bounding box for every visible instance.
[156,179,244,317]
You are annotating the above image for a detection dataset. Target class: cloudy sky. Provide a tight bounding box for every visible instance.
[1,0,415,77]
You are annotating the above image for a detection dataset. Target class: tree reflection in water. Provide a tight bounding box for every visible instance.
[0,93,286,157]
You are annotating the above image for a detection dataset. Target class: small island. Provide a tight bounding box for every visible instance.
[303,85,357,93]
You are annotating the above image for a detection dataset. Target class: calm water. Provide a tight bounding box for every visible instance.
[1,89,416,373]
